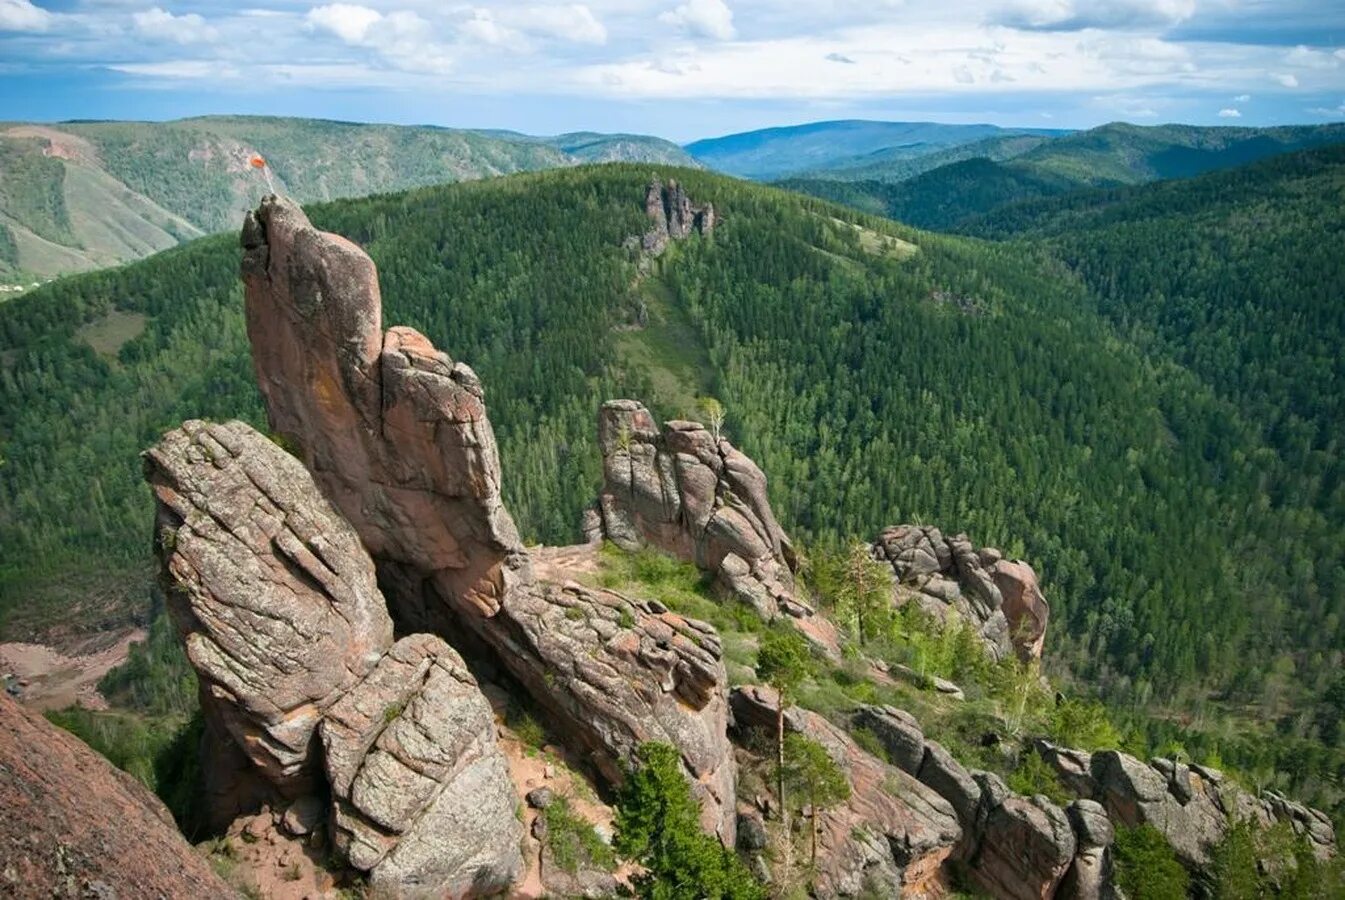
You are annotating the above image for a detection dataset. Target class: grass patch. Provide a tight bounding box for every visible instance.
[75,308,147,357]
[612,275,714,420]
[544,795,616,875]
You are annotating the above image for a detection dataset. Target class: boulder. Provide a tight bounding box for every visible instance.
[144,419,394,814]
[967,775,1076,900]
[852,706,926,774]
[595,400,797,618]
[872,525,1049,662]
[241,196,737,843]
[730,686,962,896]
[1060,800,1115,900]
[0,692,237,899]
[320,634,523,897]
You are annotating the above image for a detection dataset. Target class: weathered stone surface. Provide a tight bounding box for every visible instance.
[1060,800,1114,900]
[993,560,1050,662]
[641,178,714,255]
[730,686,962,896]
[144,419,393,802]
[852,705,926,774]
[242,197,737,843]
[967,775,1075,900]
[1034,745,1338,873]
[321,633,522,897]
[596,399,798,618]
[872,525,1049,662]
[0,692,237,899]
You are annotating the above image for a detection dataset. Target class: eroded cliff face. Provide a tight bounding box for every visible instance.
[873,524,1049,663]
[0,691,238,899]
[239,195,737,843]
[145,419,523,895]
[594,399,804,621]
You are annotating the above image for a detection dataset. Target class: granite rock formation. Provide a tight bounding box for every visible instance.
[321,633,523,896]
[731,687,962,896]
[641,177,715,255]
[871,525,1049,662]
[241,195,737,843]
[855,706,1102,898]
[594,399,803,620]
[146,419,524,895]
[1033,740,1337,872]
[0,691,237,899]
[144,418,394,820]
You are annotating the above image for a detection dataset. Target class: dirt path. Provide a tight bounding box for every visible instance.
[0,628,144,711]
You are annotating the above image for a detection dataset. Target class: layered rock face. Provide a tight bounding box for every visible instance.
[241,196,737,842]
[321,634,523,896]
[642,177,715,254]
[854,706,1096,899]
[144,419,394,816]
[0,691,237,899]
[732,687,962,897]
[146,419,523,894]
[1035,740,1337,870]
[594,399,802,620]
[872,525,1049,662]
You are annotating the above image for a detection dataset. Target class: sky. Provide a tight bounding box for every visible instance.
[1,0,1343,142]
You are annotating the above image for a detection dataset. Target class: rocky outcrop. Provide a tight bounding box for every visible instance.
[871,525,1048,662]
[0,691,237,899]
[641,178,714,255]
[146,419,524,895]
[1033,740,1337,872]
[144,419,394,819]
[1059,800,1114,900]
[732,687,962,896]
[595,399,802,620]
[854,706,1094,899]
[321,634,523,896]
[241,196,737,843]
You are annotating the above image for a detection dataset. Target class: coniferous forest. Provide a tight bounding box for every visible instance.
[1,158,1344,826]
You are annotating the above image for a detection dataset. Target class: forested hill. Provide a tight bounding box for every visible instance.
[0,116,692,282]
[781,121,1345,231]
[1,163,1343,816]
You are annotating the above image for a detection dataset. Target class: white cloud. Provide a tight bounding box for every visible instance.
[995,0,1196,31]
[1285,45,1340,69]
[0,0,52,32]
[109,60,238,80]
[459,9,522,47]
[1273,72,1299,87]
[527,4,606,45]
[1309,100,1345,117]
[660,0,736,41]
[133,8,218,45]
[307,5,453,74]
[1217,107,1240,117]
[1233,93,1250,102]
[307,4,383,44]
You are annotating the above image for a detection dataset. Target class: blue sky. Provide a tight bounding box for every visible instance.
[1,0,1343,141]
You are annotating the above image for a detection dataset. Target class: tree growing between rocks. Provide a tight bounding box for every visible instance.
[755,628,814,830]
[697,396,726,441]
[613,742,764,900]
[781,732,851,866]
[835,542,892,647]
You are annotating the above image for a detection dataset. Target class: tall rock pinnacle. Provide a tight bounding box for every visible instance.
[240,196,738,842]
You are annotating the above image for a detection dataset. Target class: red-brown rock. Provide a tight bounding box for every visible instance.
[0,691,237,899]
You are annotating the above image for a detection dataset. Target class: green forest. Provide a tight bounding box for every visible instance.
[1,159,1343,825]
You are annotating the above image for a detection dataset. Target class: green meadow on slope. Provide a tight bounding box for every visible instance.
[0,116,694,281]
[1,163,1343,823]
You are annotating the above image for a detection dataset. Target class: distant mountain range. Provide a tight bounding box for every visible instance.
[0,116,697,281]
[777,121,1345,230]
[683,119,1067,180]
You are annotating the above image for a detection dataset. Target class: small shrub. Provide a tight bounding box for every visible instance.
[1113,824,1188,900]
[1006,750,1071,806]
[544,795,616,875]
[851,726,889,763]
